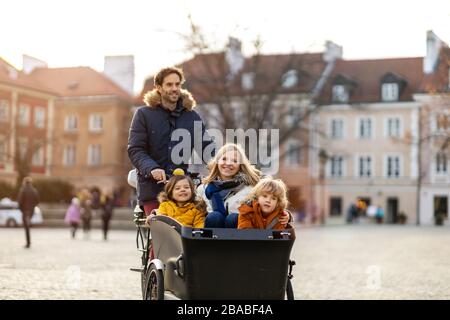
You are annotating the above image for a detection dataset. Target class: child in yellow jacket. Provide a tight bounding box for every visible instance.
[154,173,206,228]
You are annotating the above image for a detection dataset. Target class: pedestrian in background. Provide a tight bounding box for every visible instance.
[64,197,82,239]
[101,192,115,241]
[17,177,39,249]
[79,189,93,240]
[375,206,385,224]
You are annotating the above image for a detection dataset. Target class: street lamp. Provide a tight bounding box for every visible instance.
[318,149,328,225]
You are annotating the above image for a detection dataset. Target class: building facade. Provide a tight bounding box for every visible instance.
[0,57,56,186]
[314,31,450,226]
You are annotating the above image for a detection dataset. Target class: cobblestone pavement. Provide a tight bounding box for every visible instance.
[1,225,450,299]
[0,228,141,299]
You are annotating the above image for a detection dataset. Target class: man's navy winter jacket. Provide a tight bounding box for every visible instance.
[127,89,214,205]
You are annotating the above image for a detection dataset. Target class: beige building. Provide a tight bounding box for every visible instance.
[314,57,424,224]
[314,31,450,225]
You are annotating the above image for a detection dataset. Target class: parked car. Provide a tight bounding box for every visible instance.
[0,198,43,228]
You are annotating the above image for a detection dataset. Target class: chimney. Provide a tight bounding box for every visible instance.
[103,55,135,95]
[323,41,343,63]
[424,30,443,74]
[225,37,244,80]
[23,54,47,74]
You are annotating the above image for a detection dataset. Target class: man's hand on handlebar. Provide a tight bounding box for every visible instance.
[151,169,166,183]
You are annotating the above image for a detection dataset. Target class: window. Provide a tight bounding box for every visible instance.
[281,70,298,88]
[32,143,44,166]
[436,153,448,174]
[386,117,401,138]
[358,118,372,139]
[263,110,277,128]
[34,107,45,128]
[386,156,401,178]
[285,140,301,166]
[233,105,244,127]
[330,156,344,177]
[332,85,349,103]
[285,105,302,126]
[358,155,372,178]
[63,145,76,166]
[65,116,78,132]
[435,112,449,133]
[329,197,342,216]
[381,83,399,102]
[18,104,30,126]
[0,100,9,122]
[18,138,28,159]
[330,119,344,139]
[241,72,254,90]
[88,145,101,166]
[0,138,6,164]
[89,115,103,132]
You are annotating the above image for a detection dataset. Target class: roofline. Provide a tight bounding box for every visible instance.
[30,66,134,101]
[337,56,423,63]
[0,79,58,96]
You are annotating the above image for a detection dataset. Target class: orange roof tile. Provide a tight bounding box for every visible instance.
[28,66,133,101]
[0,57,57,95]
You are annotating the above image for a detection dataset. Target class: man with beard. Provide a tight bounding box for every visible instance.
[128,67,215,215]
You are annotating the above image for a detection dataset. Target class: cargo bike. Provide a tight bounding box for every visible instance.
[128,170,296,300]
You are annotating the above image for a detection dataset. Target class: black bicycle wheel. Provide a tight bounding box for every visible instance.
[286,278,294,300]
[144,264,164,300]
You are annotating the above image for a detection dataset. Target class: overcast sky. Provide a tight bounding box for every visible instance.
[1,0,449,94]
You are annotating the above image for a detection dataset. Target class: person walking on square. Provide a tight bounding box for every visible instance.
[65,197,82,239]
[101,192,114,240]
[17,177,39,249]
[79,189,93,240]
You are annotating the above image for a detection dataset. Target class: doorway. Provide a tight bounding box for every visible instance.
[329,197,342,216]
[387,198,399,224]
[434,196,448,218]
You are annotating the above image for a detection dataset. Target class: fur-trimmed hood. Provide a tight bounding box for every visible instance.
[143,89,196,111]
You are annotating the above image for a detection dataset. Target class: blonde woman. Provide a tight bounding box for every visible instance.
[197,143,290,228]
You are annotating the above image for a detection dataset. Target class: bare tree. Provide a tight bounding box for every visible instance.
[0,117,59,193]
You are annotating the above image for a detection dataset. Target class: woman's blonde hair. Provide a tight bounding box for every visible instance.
[202,143,261,186]
[246,176,289,211]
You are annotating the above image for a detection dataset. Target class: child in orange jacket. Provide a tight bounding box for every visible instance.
[238,177,292,230]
